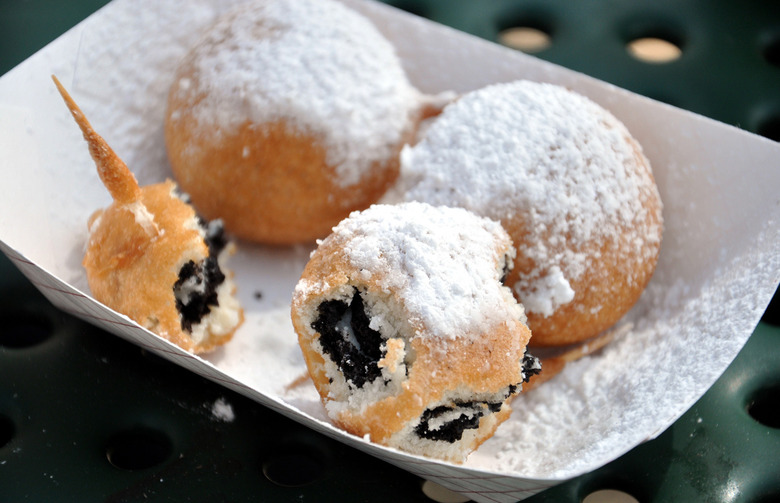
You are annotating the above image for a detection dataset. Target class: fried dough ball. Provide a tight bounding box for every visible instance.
[291,202,540,462]
[165,0,429,244]
[54,76,243,353]
[401,80,663,346]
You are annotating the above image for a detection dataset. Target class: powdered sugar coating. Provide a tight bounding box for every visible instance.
[168,0,420,187]
[302,202,523,340]
[401,80,662,316]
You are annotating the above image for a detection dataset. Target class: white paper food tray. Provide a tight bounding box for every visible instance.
[1,0,779,501]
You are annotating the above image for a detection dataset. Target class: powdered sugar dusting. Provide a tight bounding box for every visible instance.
[473,230,778,478]
[170,0,420,186]
[401,80,661,315]
[305,202,523,339]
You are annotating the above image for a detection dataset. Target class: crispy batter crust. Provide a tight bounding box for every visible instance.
[164,112,407,244]
[53,75,141,205]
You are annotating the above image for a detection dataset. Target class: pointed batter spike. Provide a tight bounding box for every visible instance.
[52,75,141,204]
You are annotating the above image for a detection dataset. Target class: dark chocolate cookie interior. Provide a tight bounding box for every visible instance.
[173,219,228,333]
[522,351,542,382]
[312,289,385,388]
[414,359,540,444]
[499,252,513,284]
[415,401,504,443]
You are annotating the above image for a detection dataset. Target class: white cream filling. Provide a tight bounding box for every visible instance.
[187,246,241,345]
[424,407,481,433]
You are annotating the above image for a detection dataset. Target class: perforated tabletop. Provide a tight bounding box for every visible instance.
[1,1,779,502]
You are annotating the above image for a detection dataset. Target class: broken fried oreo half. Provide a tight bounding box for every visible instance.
[53,75,243,353]
[291,202,538,463]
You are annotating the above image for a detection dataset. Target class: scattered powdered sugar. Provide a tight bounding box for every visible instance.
[210,396,235,422]
[467,211,780,479]
[401,80,661,316]
[316,202,523,340]
[170,0,421,187]
[67,0,234,184]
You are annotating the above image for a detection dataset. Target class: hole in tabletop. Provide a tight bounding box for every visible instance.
[626,37,681,63]
[0,313,53,349]
[761,31,780,68]
[582,489,641,503]
[753,489,780,503]
[261,442,327,487]
[756,113,780,142]
[499,25,552,53]
[105,426,173,470]
[620,15,684,65]
[421,480,471,502]
[0,413,14,449]
[746,383,780,429]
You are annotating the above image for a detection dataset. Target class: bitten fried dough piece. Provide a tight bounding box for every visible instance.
[165,0,429,244]
[53,76,243,353]
[291,202,540,463]
[401,80,663,346]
